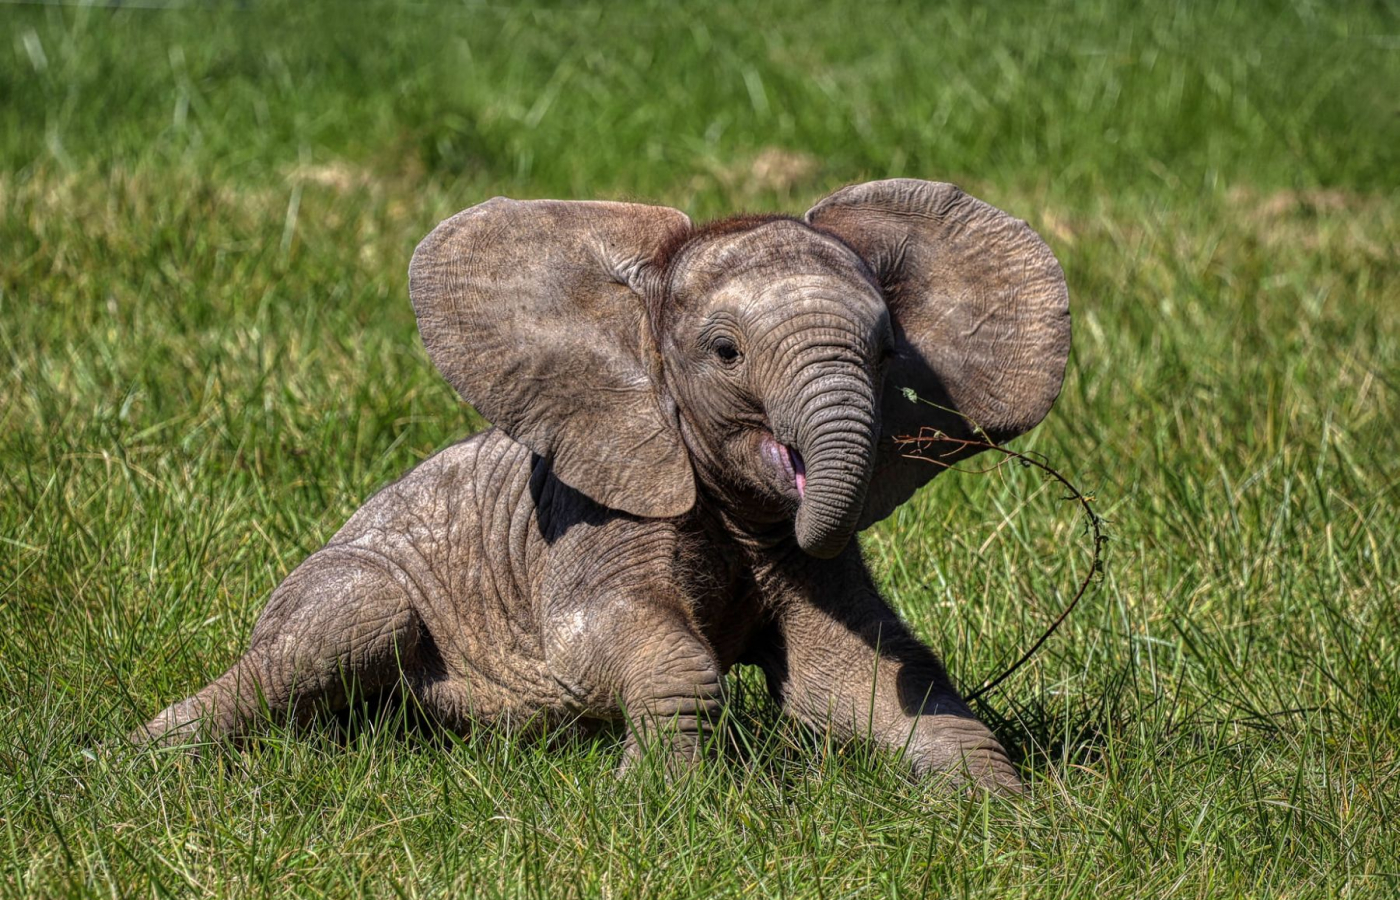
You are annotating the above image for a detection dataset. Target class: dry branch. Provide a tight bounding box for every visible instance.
[895,390,1106,701]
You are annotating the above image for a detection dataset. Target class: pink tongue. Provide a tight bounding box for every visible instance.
[789,448,806,499]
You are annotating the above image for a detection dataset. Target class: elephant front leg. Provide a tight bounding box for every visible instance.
[617,625,727,771]
[546,597,725,772]
[538,506,727,773]
[759,550,1021,793]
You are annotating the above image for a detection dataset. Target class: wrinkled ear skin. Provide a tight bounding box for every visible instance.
[409,198,696,519]
[805,179,1072,528]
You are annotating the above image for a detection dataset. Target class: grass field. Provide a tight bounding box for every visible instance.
[2,1,1398,896]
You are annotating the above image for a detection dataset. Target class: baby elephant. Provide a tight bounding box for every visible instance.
[136,179,1070,793]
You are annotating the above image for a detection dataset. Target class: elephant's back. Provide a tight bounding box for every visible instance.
[332,427,541,564]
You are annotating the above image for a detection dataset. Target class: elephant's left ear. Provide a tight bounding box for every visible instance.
[805,179,1071,527]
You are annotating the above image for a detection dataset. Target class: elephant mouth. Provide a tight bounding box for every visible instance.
[761,434,806,499]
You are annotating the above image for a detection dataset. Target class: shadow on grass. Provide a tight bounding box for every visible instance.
[970,669,1132,773]
[143,660,1165,790]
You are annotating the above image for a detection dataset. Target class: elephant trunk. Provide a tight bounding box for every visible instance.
[789,369,877,559]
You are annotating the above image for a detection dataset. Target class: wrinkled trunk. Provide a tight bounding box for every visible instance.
[789,370,877,558]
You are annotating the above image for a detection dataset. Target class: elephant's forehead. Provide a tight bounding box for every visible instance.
[727,273,887,328]
[676,220,876,301]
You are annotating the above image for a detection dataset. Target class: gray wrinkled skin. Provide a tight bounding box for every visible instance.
[136,180,1071,794]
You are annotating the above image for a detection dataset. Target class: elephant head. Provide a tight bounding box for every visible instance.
[408,179,1070,558]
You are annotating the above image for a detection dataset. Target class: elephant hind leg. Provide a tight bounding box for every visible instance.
[133,649,279,748]
[132,552,422,749]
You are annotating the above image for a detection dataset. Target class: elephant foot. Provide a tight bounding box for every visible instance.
[910,714,1022,795]
[130,696,222,750]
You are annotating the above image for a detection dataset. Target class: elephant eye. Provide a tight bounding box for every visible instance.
[713,338,740,364]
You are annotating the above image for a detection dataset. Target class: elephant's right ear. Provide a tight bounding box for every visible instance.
[409,198,696,519]
[806,179,1071,528]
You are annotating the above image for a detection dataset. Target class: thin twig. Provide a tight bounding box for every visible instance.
[894,394,1106,701]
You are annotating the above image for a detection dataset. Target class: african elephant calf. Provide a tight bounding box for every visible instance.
[135,179,1071,793]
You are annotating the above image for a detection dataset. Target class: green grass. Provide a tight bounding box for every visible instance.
[2,0,1397,896]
